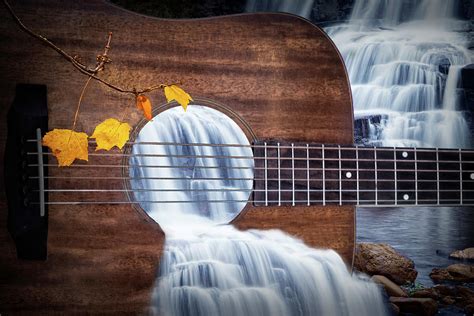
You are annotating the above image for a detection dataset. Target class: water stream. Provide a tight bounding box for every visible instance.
[326,0,472,148]
[247,0,474,290]
[128,0,473,314]
[130,106,387,316]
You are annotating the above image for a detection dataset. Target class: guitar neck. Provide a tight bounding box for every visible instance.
[253,141,474,207]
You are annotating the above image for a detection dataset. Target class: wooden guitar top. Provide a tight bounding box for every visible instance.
[0,1,354,313]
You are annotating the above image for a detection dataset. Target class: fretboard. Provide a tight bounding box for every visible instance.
[253,141,474,207]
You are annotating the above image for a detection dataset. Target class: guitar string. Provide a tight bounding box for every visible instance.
[27,151,474,164]
[25,139,474,155]
[31,199,474,206]
[30,176,474,183]
[27,163,474,173]
[38,188,469,193]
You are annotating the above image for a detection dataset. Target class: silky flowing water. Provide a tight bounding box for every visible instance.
[127,0,473,314]
[249,0,474,291]
[326,0,472,148]
[130,106,387,316]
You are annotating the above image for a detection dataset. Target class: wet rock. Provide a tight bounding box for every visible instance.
[448,264,474,281]
[456,285,474,302]
[463,64,474,112]
[441,296,456,305]
[438,62,451,75]
[389,302,400,315]
[449,247,474,260]
[433,284,455,297]
[465,303,474,315]
[411,285,474,313]
[430,268,453,281]
[430,264,474,282]
[371,275,407,297]
[462,64,474,87]
[354,243,417,285]
[412,288,440,301]
[389,297,438,316]
[353,114,386,145]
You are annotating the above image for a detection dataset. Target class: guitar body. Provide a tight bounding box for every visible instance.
[0,1,354,313]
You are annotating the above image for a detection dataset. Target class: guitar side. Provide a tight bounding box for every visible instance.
[0,1,354,313]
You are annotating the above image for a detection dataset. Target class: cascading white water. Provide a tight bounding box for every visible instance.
[131,105,388,316]
[326,0,473,148]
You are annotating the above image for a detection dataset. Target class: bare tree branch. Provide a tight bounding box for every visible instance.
[2,0,179,96]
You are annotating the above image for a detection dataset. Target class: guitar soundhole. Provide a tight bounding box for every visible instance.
[128,105,254,227]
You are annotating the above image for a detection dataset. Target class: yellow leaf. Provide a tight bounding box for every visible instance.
[42,129,89,167]
[164,85,193,111]
[90,118,132,151]
[136,94,153,120]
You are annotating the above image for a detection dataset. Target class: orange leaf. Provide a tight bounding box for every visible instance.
[136,94,152,120]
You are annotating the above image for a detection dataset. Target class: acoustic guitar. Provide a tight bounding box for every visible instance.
[1,1,471,314]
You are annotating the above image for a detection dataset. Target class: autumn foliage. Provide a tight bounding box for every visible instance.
[42,129,89,166]
[42,84,192,166]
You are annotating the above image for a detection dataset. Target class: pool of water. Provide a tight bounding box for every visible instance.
[357,206,474,286]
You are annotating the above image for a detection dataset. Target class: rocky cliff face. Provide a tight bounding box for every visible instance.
[460,0,474,20]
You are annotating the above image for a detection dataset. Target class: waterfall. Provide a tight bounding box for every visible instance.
[244,0,472,147]
[326,0,472,148]
[131,106,388,316]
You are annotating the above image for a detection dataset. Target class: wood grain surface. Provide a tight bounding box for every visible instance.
[0,1,354,314]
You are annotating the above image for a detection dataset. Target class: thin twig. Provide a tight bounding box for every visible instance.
[2,0,178,95]
[72,76,93,131]
[93,32,112,73]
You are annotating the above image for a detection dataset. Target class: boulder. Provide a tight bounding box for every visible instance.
[440,296,455,305]
[389,297,437,316]
[430,268,454,281]
[456,286,474,302]
[412,285,474,313]
[465,303,474,315]
[389,302,400,315]
[432,284,455,297]
[456,286,474,313]
[430,264,474,282]
[449,247,474,260]
[371,275,408,297]
[462,64,474,91]
[447,264,474,281]
[412,288,440,300]
[354,243,417,285]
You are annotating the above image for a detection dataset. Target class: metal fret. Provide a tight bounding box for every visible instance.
[356,145,360,205]
[264,142,268,206]
[436,148,440,205]
[374,147,378,205]
[338,145,342,206]
[459,148,463,205]
[277,142,281,206]
[291,143,295,206]
[414,148,418,205]
[322,144,326,206]
[306,144,310,206]
[394,148,397,206]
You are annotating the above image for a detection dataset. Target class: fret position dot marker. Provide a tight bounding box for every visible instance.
[471,173,474,180]
[403,194,409,200]
[402,151,408,158]
[345,172,352,179]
